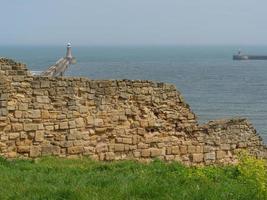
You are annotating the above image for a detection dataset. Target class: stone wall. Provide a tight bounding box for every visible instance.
[0,57,266,165]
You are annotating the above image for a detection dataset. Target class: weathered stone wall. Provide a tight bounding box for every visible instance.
[0,58,266,165]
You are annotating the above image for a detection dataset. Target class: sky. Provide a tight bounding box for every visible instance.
[1,0,267,46]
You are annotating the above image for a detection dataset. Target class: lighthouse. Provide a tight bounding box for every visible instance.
[66,43,73,60]
[40,43,76,77]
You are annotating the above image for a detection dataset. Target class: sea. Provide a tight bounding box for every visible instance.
[0,45,267,143]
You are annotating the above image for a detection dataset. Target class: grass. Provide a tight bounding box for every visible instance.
[0,156,266,200]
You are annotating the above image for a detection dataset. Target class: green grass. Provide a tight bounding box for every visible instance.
[0,156,266,200]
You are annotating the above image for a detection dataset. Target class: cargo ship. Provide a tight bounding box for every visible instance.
[233,50,267,60]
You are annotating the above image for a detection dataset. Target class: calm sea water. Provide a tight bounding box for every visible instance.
[1,45,267,143]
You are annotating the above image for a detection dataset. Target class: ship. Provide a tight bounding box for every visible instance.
[233,50,267,60]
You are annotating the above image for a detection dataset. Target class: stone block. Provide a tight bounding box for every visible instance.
[36,96,50,103]
[86,116,94,126]
[94,119,104,127]
[114,144,124,152]
[45,125,54,131]
[195,146,203,153]
[29,110,41,119]
[75,118,85,128]
[204,152,216,160]
[95,143,108,153]
[141,149,150,157]
[60,141,73,148]
[42,145,60,155]
[105,152,115,160]
[12,123,23,131]
[14,111,22,118]
[0,142,6,147]
[192,153,203,163]
[150,148,161,157]
[35,131,44,142]
[137,143,148,149]
[171,146,180,155]
[180,146,187,155]
[17,146,30,153]
[216,150,226,160]
[59,122,68,130]
[95,128,106,134]
[68,121,76,129]
[9,132,20,140]
[41,111,50,119]
[220,144,230,150]
[133,151,141,158]
[40,81,50,88]
[7,151,17,158]
[24,124,38,131]
[19,103,28,111]
[188,145,196,153]
[67,146,84,154]
[30,146,41,157]
[123,138,132,144]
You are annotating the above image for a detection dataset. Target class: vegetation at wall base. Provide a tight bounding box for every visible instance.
[0,154,266,200]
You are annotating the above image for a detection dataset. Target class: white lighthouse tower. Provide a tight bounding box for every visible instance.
[40,43,76,77]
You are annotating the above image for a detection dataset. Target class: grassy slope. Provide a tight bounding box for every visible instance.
[0,157,266,200]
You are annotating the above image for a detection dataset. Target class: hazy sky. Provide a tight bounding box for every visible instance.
[1,0,267,45]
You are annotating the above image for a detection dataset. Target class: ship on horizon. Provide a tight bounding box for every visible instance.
[233,50,267,60]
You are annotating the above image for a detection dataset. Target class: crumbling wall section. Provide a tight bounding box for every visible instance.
[0,58,266,165]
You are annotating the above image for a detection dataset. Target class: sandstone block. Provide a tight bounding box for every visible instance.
[12,124,23,133]
[59,122,68,130]
[68,121,76,128]
[9,132,20,140]
[19,103,28,111]
[220,144,230,150]
[67,133,76,140]
[24,124,38,131]
[188,145,196,153]
[40,81,50,88]
[192,153,203,163]
[36,96,50,103]
[0,142,6,147]
[196,146,203,153]
[41,111,50,119]
[137,143,148,149]
[67,146,84,154]
[216,150,226,160]
[94,119,104,127]
[75,118,85,128]
[42,145,60,155]
[7,151,17,158]
[86,116,94,126]
[105,152,115,160]
[180,146,187,155]
[29,110,41,119]
[123,138,132,144]
[95,128,106,134]
[150,148,161,157]
[114,144,124,152]
[95,143,108,153]
[133,151,141,158]
[55,135,65,141]
[30,146,41,157]
[60,141,73,148]
[141,149,150,157]
[45,125,54,131]
[204,152,216,160]
[35,131,44,142]
[17,146,30,153]
[14,111,22,118]
[171,146,180,155]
